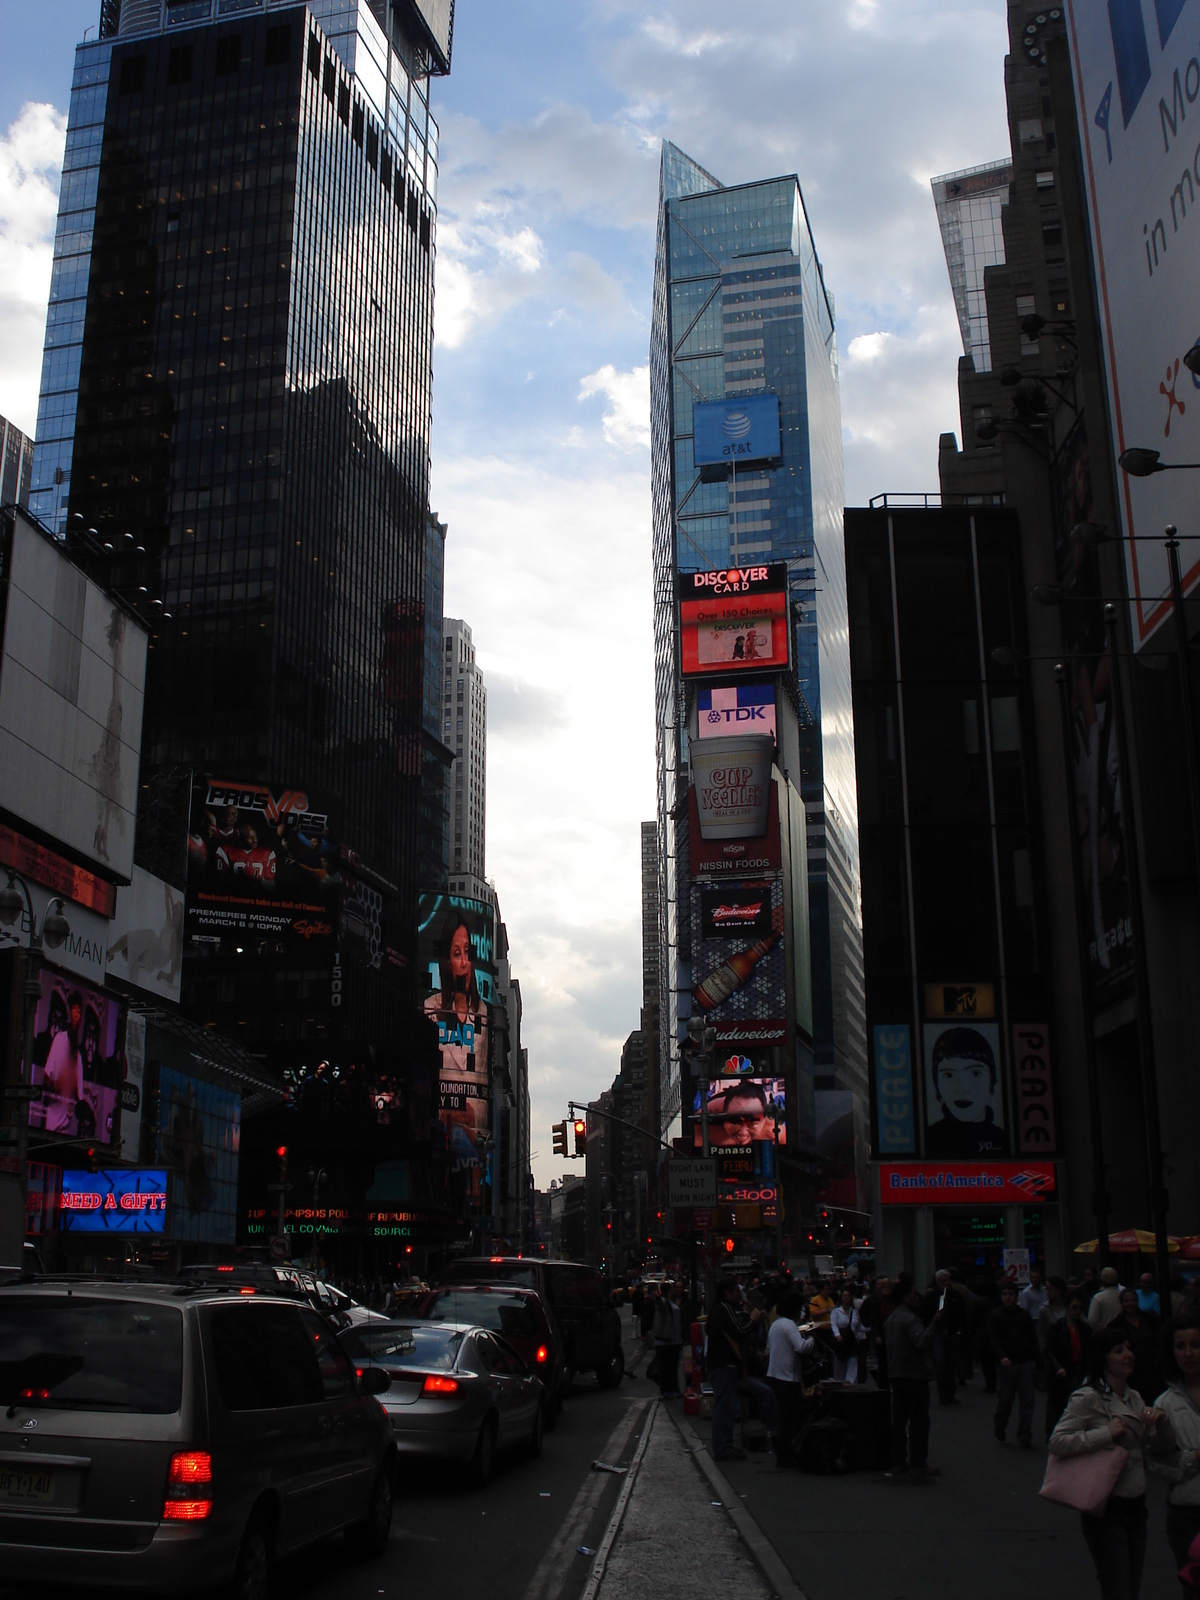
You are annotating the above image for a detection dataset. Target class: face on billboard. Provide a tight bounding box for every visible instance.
[419,895,496,1170]
[923,1021,1007,1158]
[692,1077,785,1148]
[25,969,122,1144]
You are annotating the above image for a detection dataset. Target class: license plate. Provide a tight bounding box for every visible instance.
[0,1469,54,1503]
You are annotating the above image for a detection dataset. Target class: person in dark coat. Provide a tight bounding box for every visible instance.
[1108,1286,1163,1406]
[988,1280,1040,1446]
[1045,1285,1092,1438]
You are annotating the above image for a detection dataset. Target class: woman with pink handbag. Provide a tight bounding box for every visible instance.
[1046,1324,1176,1599]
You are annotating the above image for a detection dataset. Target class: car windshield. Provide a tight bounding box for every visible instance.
[422,1290,538,1341]
[0,1297,183,1413]
[358,1325,464,1370]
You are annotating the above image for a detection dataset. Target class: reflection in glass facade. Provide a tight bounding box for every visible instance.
[650,142,866,1137]
[29,3,448,1253]
[931,161,1012,374]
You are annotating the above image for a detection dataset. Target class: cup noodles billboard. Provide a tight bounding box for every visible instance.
[689,781,781,877]
[678,565,789,678]
[690,734,774,840]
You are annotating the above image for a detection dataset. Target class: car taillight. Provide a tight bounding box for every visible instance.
[18,1387,50,1400]
[422,1374,458,1395]
[535,1346,548,1364]
[163,1451,212,1521]
[239,1287,255,1295]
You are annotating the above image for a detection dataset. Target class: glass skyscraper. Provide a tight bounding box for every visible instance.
[931,160,1012,374]
[650,142,866,1139]
[26,0,454,1259]
[31,0,443,901]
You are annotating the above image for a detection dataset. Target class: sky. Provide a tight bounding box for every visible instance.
[0,0,1012,1192]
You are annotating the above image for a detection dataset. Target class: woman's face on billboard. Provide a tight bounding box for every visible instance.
[449,924,472,981]
[935,1056,990,1122]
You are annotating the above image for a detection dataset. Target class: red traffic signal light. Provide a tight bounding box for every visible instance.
[724,1237,735,1254]
[275,1145,287,1159]
[573,1119,586,1157]
[86,1146,99,1174]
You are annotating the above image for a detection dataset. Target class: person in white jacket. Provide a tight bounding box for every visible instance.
[1152,1311,1200,1592]
[1049,1323,1175,1600]
[830,1286,865,1383]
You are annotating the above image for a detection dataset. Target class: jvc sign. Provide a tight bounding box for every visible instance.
[667,1158,718,1208]
[1066,0,1200,646]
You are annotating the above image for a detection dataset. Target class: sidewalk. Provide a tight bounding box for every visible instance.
[593,1402,771,1600]
[672,1376,1180,1600]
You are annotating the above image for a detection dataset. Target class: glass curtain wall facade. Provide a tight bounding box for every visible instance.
[650,141,866,1139]
[25,3,449,1263]
[931,161,1012,374]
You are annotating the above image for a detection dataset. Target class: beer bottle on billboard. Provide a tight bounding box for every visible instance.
[692,936,777,1012]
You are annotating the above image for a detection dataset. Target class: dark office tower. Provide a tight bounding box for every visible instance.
[650,143,866,1145]
[419,510,452,893]
[28,0,454,1263]
[0,415,34,510]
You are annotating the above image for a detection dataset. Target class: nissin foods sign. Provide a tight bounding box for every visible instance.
[692,395,782,466]
[878,1161,1057,1207]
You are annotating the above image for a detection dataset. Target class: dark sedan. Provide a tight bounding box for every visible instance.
[415,1284,566,1425]
[338,1321,544,1487]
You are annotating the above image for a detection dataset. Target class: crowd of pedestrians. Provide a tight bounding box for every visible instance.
[627,1260,1200,1599]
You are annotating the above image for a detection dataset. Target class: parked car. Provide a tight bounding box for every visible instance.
[337,1320,544,1486]
[0,1278,396,1598]
[438,1258,625,1388]
[177,1263,357,1327]
[415,1284,566,1424]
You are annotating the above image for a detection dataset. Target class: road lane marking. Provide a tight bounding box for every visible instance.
[524,1400,650,1600]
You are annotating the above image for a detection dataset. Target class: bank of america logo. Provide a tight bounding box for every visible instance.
[1010,1169,1055,1197]
[722,410,752,441]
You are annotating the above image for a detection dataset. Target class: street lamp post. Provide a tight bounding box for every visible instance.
[770,1101,783,1272]
[1103,606,1173,1307]
[0,874,71,1220]
[1054,664,1112,1269]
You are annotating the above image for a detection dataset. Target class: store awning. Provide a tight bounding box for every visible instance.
[1074,1229,1179,1255]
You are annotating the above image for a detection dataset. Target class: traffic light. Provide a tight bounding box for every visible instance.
[275,1144,288,1182]
[86,1146,99,1174]
[573,1119,586,1157]
[724,1237,735,1254]
[552,1121,568,1157]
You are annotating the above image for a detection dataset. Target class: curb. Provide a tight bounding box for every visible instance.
[662,1402,811,1600]
[580,1401,658,1600]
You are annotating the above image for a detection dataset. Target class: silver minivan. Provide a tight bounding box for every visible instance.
[0,1279,396,1597]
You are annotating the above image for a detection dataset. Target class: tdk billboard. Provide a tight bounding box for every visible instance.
[692,395,781,467]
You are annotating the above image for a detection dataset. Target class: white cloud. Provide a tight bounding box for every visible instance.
[0,101,65,433]
[578,362,650,451]
[430,452,655,1187]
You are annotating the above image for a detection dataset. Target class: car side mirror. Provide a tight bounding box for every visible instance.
[360,1366,391,1396]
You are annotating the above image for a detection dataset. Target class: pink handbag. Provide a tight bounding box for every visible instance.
[1039,1445,1129,1515]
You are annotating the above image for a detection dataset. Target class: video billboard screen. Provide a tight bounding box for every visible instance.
[678,565,789,678]
[59,1168,167,1234]
[697,682,776,740]
[25,969,122,1144]
[923,1020,1008,1158]
[692,395,781,466]
[418,894,497,1170]
[692,1077,785,1149]
[185,777,337,944]
[0,513,147,880]
[701,884,773,939]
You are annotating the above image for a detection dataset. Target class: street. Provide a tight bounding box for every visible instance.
[2,1308,1187,1600]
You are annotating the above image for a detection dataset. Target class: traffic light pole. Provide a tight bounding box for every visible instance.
[565,1102,675,1152]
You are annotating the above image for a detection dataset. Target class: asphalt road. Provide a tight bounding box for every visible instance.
[279,1369,653,1600]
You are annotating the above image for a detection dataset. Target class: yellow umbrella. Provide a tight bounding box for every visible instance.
[1074,1229,1179,1254]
